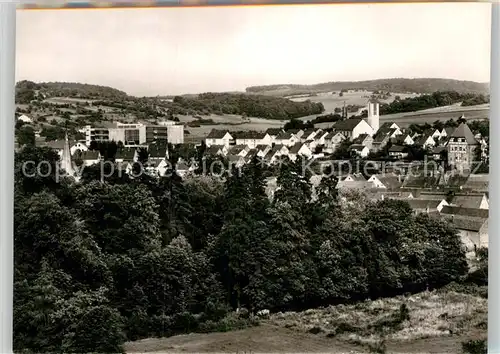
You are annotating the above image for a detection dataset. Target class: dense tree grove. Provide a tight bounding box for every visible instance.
[379,91,489,115]
[14,148,469,353]
[15,81,128,103]
[167,93,325,120]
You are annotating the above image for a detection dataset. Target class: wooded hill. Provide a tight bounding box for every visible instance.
[246,78,489,97]
[166,92,325,120]
[15,80,128,103]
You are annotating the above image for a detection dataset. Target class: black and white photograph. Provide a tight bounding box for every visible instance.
[12,3,491,353]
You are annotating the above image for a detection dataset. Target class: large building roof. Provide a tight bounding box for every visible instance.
[440,205,489,219]
[452,194,487,209]
[371,173,402,189]
[207,129,231,139]
[334,118,364,131]
[45,139,77,150]
[450,123,478,145]
[406,198,444,210]
[233,131,267,139]
[442,215,487,232]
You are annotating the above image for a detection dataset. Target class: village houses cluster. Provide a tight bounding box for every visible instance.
[204,100,487,171]
[202,100,489,256]
[20,99,489,256]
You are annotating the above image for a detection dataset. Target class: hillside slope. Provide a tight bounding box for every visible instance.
[246,78,489,97]
[15,80,128,103]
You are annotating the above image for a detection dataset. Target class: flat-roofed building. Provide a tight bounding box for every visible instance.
[83,122,184,147]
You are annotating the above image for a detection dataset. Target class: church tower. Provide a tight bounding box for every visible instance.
[61,131,74,177]
[367,99,380,134]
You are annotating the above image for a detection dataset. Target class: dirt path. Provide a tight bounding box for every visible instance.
[125,324,366,353]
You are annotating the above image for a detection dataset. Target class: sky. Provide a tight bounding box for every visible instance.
[16,3,492,96]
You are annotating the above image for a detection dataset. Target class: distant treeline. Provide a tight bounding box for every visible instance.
[379,91,490,115]
[408,117,489,138]
[15,81,129,103]
[246,78,489,96]
[165,92,325,120]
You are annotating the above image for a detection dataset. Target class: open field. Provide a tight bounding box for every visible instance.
[43,97,99,104]
[290,90,418,114]
[178,114,286,141]
[125,324,366,353]
[125,290,486,353]
[379,107,489,127]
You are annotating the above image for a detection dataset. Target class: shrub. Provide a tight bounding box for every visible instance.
[198,313,259,333]
[462,339,487,354]
[398,303,410,322]
[308,326,323,334]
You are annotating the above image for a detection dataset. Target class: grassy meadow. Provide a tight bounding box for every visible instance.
[125,289,487,353]
[290,90,418,114]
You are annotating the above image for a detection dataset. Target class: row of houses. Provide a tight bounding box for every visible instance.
[204,120,485,170]
[343,120,486,171]
[206,140,314,166]
[206,128,344,152]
